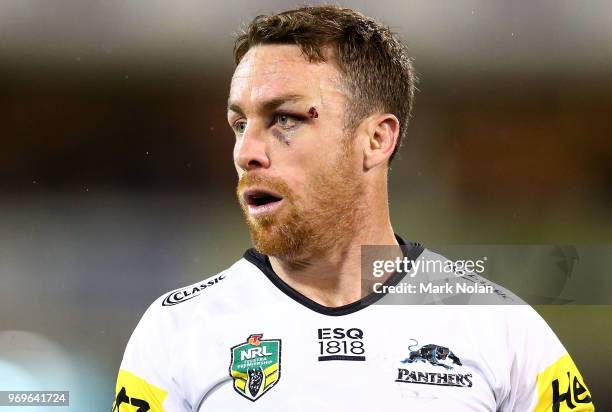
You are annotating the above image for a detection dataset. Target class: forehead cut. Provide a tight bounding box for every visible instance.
[228,44,347,113]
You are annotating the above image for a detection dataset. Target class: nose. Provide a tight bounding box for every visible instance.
[234,125,270,172]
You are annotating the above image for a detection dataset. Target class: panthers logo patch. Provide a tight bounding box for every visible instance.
[396,339,473,388]
[401,339,462,370]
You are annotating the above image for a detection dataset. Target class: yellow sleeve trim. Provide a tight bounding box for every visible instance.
[112,369,168,412]
[535,353,594,412]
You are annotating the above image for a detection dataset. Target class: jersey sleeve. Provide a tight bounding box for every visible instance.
[500,306,595,412]
[112,297,188,412]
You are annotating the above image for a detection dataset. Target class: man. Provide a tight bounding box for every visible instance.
[113,6,594,411]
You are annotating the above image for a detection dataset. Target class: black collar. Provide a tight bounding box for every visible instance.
[243,234,424,316]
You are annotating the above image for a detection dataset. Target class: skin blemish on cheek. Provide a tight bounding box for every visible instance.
[308,106,319,119]
[272,129,291,145]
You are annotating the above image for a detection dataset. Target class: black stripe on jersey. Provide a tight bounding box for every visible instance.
[318,355,366,361]
[243,234,424,317]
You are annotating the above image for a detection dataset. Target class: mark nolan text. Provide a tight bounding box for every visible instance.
[373,281,495,295]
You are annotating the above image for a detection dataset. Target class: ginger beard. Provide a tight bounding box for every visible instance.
[237,139,365,261]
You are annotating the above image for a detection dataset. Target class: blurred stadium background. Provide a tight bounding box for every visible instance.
[0,0,611,410]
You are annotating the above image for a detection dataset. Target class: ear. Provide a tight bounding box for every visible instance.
[362,113,400,170]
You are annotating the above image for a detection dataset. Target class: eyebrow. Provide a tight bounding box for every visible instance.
[227,93,305,116]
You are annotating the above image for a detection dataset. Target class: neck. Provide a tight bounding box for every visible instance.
[269,208,400,308]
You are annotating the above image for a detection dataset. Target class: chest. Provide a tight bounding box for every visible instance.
[180,309,509,411]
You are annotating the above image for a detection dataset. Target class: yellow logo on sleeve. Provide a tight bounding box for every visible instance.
[112,369,168,412]
[535,353,594,412]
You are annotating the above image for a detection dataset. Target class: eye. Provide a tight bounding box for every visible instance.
[274,113,300,130]
[232,120,247,134]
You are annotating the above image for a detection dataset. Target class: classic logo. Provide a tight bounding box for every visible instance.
[229,334,281,402]
[396,339,472,388]
[162,274,225,306]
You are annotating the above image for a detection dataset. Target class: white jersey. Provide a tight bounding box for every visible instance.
[112,240,594,412]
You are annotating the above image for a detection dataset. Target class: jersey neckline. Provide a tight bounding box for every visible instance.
[243,234,424,317]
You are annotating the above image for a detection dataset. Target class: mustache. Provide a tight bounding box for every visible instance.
[237,173,293,200]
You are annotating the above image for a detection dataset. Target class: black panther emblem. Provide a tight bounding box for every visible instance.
[247,368,264,397]
[401,339,463,370]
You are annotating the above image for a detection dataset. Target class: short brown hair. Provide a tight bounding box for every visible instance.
[233,5,417,163]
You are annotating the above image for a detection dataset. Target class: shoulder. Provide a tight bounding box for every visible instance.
[154,257,261,314]
[414,248,525,305]
[416,249,567,358]
[131,257,263,335]
[121,257,263,363]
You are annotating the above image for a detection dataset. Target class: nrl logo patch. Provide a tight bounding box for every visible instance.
[229,334,281,402]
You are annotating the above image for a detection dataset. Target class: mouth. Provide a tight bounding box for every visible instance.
[242,188,284,216]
